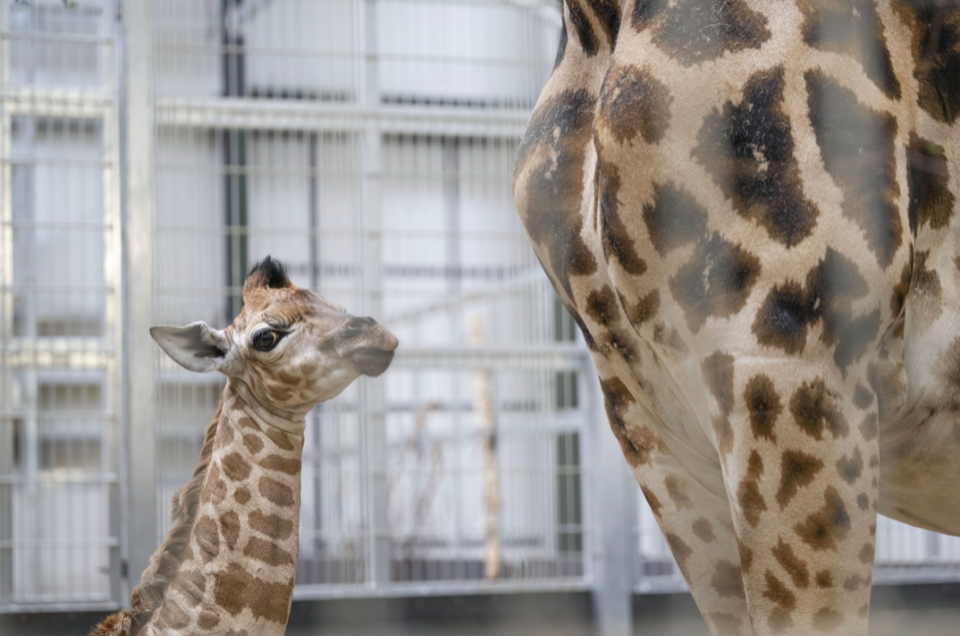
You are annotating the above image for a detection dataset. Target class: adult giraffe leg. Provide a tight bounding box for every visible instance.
[718,358,879,636]
[599,370,753,636]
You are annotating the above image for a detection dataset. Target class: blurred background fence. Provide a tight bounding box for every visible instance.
[1,0,959,624]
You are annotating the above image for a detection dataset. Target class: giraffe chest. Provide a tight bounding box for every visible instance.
[148,416,304,636]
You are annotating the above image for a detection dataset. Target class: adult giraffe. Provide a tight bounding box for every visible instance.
[514,1,960,634]
[93,257,398,635]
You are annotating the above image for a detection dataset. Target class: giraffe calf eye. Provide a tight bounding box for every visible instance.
[252,329,280,351]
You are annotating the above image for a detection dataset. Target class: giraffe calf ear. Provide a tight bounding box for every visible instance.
[150,322,231,373]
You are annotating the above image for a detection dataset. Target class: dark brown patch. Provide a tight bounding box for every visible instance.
[910,249,944,328]
[670,233,761,333]
[772,537,810,588]
[601,377,664,467]
[892,256,913,320]
[692,517,716,543]
[586,285,621,328]
[812,607,844,632]
[753,248,874,367]
[799,0,900,98]
[695,66,819,247]
[250,509,295,541]
[652,322,688,355]
[622,289,660,326]
[234,486,252,505]
[897,4,960,123]
[806,70,901,268]
[737,451,767,527]
[642,182,709,257]
[859,413,879,441]
[641,485,663,518]
[632,0,770,67]
[836,447,864,484]
[215,562,294,623]
[265,428,296,451]
[738,539,754,574]
[665,533,693,580]
[243,433,264,455]
[853,383,873,410]
[220,510,241,550]
[789,379,849,440]
[857,493,869,510]
[744,374,782,442]
[777,449,825,508]
[762,571,796,621]
[221,452,252,482]
[243,535,296,567]
[599,161,648,276]
[194,515,220,563]
[794,486,851,550]
[815,569,834,588]
[599,63,672,145]
[859,542,875,564]
[664,474,693,510]
[702,351,735,416]
[908,134,955,233]
[515,89,599,300]
[262,454,301,476]
[259,476,296,507]
[197,609,220,629]
[238,416,259,432]
[711,560,745,599]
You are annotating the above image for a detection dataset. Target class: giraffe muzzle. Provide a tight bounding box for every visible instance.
[336,316,399,377]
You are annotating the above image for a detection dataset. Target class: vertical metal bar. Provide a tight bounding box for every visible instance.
[359,0,389,590]
[585,370,633,636]
[122,0,157,594]
[221,0,247,322]
[0,3,14,593]
[104,0,125,605]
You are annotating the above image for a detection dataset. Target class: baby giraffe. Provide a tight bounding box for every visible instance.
[93,256,398,636]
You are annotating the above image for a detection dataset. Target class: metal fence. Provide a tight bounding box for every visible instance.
[1,0,959,620]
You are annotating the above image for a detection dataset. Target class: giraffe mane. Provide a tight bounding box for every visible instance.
[90,398,224,636]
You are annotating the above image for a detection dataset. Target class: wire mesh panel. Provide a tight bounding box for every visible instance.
[0,0,122,612]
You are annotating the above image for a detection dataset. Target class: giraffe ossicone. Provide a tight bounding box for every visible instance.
[515,1,960,635]
[93,256,398,636]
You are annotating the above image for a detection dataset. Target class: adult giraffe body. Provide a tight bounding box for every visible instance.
[93,257,398,635]
[514,1,960,634]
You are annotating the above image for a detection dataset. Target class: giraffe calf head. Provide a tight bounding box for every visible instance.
[150,256,398,413]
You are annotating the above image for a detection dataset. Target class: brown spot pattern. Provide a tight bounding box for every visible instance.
[250,509,295,541]
[692,517,716,543]
[259,476,296,507]
[642,182,709,257]
[601,377,663,467]
[772,537,809,588]
[243,434,264,455]
[632,0,770,67]
[794,486,851,550]
[737,451,767,527]
[221,452,252,482]
[777,449,824,508]
[243,536,296,567]
[670,233,761,333]
[599,64,673,144]
[664,474,693,510]
[234,486,252,505]
[908,133,955,233]
[711,560,745,599]
[853,383,873,410]
[194,515,220,563]
[790,379,849,440]
[600,162,648,276]
[197,609,221,629]
[816,569,834,588]
[744,374,782,442]
[836,447,864,484]
[262,454,302,476]
[215,562,294,623]
[220,510,241,550]
[812,607,844,632]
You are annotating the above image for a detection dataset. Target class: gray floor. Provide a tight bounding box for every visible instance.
[4,587,960,635]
